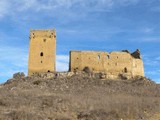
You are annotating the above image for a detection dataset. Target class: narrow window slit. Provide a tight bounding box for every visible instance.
[40,52,43,57]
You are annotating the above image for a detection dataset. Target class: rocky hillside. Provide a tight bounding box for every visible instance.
[0,72,160,120]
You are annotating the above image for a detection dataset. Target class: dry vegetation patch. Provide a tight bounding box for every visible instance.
[0,73,160,120]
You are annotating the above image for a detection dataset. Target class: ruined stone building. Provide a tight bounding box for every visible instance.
[28,29,144,79]
[28,30,56,76]
[69,49,144,78]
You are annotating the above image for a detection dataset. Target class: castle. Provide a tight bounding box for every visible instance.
[28,29,144,79]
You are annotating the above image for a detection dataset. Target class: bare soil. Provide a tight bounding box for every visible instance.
[0,73,160,120]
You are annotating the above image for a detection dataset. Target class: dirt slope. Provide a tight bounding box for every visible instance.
[149,113,160,120]
[0,73,160,120]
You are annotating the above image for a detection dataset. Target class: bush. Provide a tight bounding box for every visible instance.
[13,72,25,79]
[118,74,128,80]
[33,80,41,85]
[83,67,91,73]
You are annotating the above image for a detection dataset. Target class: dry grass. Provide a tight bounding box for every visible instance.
[0,74,160,120]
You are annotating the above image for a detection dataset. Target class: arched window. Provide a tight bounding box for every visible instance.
[98,55,100,59]
[107,55,110,59]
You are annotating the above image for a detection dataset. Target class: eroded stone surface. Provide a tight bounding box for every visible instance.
[69,50,144,79]
[28,30,56,76]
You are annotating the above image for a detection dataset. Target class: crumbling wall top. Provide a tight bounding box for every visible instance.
[70,49,142,60]
[131,49,141,59]
[122,50,130,53]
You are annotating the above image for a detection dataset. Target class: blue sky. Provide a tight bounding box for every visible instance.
[0,0,160,83]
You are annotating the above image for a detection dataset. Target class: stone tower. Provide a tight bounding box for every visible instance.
[28,29,56,76]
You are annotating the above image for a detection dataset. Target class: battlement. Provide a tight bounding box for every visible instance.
[30,29,56,38]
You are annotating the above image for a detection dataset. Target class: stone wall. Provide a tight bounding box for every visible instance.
[28,30,56,76]
[69,50,144,78]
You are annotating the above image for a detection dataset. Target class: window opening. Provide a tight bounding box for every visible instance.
[107,55,110,59]
[48,70,50,72]
[98,55,100,59]
[43,39,46,42]
[40,52,43,57]
[124,67,127,73]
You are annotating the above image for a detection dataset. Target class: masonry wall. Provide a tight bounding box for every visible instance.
[132,59,144,76]
[28,30,56,76]
[69,51,144,78]
[103,52,133,76]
